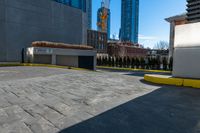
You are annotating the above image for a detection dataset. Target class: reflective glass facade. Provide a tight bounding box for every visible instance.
[87,0,92,29]
[54,0,86,12]
[120,0,139,43]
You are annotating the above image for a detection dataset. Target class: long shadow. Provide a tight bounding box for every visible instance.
[98,68,171,77]
[98,68,134,72]
[59,86,200,133]
[124,71,171,77]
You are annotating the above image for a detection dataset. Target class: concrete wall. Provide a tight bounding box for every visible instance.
[33,55,52,64]
[56,55,78,67]
[0,0,87,62]
[0,0,6,61]
[173,22,200,78]
[173,47,200,78]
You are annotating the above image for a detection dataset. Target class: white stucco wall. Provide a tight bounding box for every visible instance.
[173,22,200,79]
[175,22,200,48]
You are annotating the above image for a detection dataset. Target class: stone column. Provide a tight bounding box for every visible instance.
[169,21,175,59]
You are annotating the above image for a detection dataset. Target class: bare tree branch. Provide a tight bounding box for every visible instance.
[154,41,169,50]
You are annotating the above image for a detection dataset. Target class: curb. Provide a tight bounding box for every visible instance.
[0,63,90,71]
[144,74,200,89]
[97,66,171,73]
[184,79,200,88]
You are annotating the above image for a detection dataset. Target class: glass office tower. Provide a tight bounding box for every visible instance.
[120,0,139,43]
[87,0,92,29]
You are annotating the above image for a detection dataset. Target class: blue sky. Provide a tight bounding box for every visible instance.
[92,0,187,48]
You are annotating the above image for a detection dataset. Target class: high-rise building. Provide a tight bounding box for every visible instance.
[87,29,108,53]
[55,0,92,29]
[87,0,92,29]
[97,0,111,39]
[120,0,139,43]
[186,0,200,23]
[0,0,89,62]
[55,0,86,11]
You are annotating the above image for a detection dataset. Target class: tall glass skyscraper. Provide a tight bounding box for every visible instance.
[87,0,92,29]
[120,0,139,43]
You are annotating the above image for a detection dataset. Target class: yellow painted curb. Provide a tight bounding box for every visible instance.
[97,66,171,73]
[144,74,200,89]
[0,63,90,71]
[144,74,183,86]
[184,79,200,88]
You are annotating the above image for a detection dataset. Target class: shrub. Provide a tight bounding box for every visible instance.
[162,57,168,70]
[140,57,145,69]
[135,57,140,69]
[123,57,127,68]
[119,57,123,68]
[32,41,93,50]
[156,57,161,70]
[108,56,112,66]
[112,57,115,67]
[127,57,131,68]
[169,57,173,71]
[131,58,135,68]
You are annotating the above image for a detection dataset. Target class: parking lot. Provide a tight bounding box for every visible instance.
[0,66,200,133]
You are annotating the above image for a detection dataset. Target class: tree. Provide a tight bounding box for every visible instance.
[135,57,140,69]
[127,57,131,68]
[106,56,109,66]
[119,57,123,68]
[154,41,169,50]
[156,57,161,70]
[169,57,173,71]
[108,56,112,66]
[112,57,115,67]
[103,57,107,66]
[131,58,135,69]
[116,57,119,67]
[123,57,127,68]
[162,57,168,70]
[147,58,151,69]
[97,57,100,66]
[102,57,105,66]
[140,57,145,69]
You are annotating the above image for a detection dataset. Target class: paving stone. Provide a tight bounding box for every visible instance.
[25,117,59,133]
[1,66,197,133]
[1,122,33,133]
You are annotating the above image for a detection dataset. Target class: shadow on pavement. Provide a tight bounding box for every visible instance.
[58,86,200,133]
[98,68,171,77]
[124,71,170,77]
[140,79,169,87]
